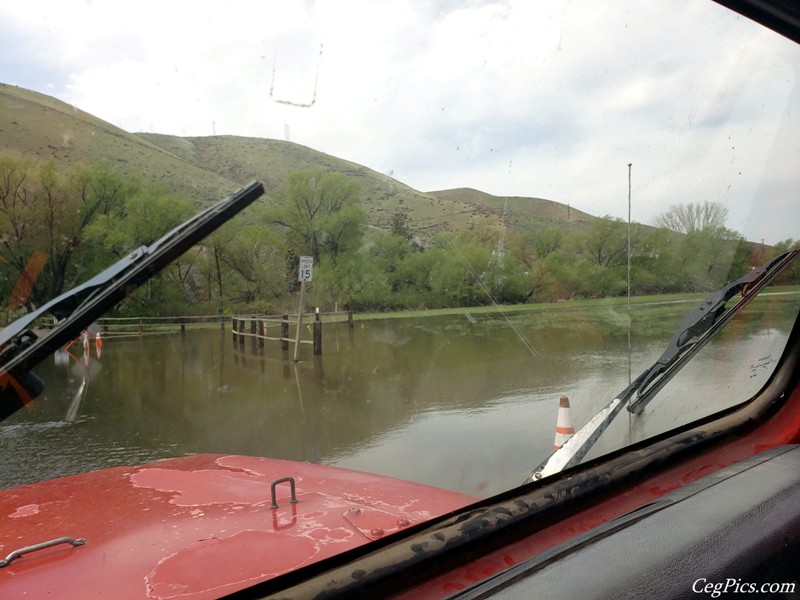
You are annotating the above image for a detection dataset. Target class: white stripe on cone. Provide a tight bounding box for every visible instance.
[553,395,575,452]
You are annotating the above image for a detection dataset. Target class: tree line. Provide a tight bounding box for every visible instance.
[0,156,796,322]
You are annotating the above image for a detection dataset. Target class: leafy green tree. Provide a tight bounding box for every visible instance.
[771,239,799,285]
[0,156,134,308]
[83,181,207,314]
[366,232,414,293]
[268,170,366,265]
[580,216,628,268]
[652,200,748,292]
[86,187,195,256]
[675,227,745,291]
[394,249,439,307]
[217,224,285,306]
[429,246,480,307]
[532,227,564,260]
[316,253,392,311]
[502,229,565,302]
[389,210,413,240]
[194,225,235,306]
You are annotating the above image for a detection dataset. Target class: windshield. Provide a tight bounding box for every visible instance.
[1,0,799,543]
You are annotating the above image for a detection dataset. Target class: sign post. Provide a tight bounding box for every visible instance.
[293,256,313,362]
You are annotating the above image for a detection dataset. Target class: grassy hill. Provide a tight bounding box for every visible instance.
[0,83,237,203]
[1,82,596,237]
[428,188,595,233]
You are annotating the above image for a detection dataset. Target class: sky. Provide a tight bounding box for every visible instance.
[1,0,798,244]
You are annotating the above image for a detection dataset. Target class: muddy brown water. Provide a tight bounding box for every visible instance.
[2,297,797,497]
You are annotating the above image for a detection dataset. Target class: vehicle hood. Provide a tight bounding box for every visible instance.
[0,454,476,599]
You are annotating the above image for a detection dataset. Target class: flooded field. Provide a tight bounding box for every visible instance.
[2,296,798,497]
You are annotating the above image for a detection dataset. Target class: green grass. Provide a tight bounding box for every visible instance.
[351,292,709,322]
[353,285,800,322]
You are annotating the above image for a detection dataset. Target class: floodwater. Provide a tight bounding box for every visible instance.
[2,295,798,497]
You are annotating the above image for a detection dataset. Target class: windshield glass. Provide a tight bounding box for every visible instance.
[1,0,799,511]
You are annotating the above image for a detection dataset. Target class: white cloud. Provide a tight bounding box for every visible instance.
[1,0,798,243]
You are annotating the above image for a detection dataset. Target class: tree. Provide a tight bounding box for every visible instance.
[654,201,729,234]
[86,187,195,256]
[217,224,285,306]
[389,210,413,240]
[367,231,413,293]
[673,227,746,291]
[196,224,237,305]
[532,227,564,260]
[321,253,392,311]
[82,181,200,314]
[580,217,628,267]
[0,156,133,308]
[652,200,750,292]
[268,170,366,265]
[771,239,800,285]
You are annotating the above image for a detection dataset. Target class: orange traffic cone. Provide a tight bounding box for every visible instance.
[553,395,575,452]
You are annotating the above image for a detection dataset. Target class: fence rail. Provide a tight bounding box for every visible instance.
[92,313,227,339]
[42,310,354,357]
[231,310,353,357]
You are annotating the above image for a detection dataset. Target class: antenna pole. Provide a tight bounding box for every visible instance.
[627,163,632,385]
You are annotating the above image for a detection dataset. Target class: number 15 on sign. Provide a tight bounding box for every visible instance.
[298,256,313,282]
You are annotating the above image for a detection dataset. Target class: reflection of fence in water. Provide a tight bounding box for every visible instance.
[229,338,329,392]
[231,310,354,358]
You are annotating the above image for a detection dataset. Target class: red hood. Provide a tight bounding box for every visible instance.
[0,454,476,599]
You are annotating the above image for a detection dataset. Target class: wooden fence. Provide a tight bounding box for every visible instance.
[43,310,354,360]
[93,312,227,339]
[231,310,353,357]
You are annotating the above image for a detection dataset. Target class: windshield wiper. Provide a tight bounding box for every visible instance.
[0,180,265,421]
[527,248,799,482]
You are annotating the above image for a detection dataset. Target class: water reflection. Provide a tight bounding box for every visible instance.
[1,296,797,496]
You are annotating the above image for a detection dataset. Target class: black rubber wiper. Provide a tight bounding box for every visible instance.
[0,180,265,421]
[527,248,799,482]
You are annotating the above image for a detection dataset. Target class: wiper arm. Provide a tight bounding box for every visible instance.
[0,181,265,421]
[630,249,799,413]
[0,248,148,351]
[527,248,799,482]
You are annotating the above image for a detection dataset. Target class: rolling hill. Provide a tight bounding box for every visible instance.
[0,82,596,237]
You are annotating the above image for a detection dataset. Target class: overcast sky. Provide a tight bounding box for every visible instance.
[1,0,798,243]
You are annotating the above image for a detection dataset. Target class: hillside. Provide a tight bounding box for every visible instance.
[1,82,594,237]
[136,135,600,237]
[0,83,238,203]
[428,188,595,234]
[137,133,461,235]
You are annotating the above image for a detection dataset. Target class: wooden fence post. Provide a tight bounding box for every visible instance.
[348,310,354,328]
[258,320,264,347]
[313,308,322,356]
[281,315,289,352]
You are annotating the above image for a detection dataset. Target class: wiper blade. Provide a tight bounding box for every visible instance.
[527,248,799,482]
[629,248,799,413]
[0,181,265,421]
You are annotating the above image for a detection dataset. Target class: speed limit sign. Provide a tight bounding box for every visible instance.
[298,256,313,282]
